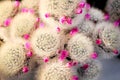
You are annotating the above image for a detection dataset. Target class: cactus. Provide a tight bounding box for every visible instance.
[0,39,26,77]
[20,0,40,15]
[78,20,95,37]
[39,0,87,29]
[67,33,94,62]
[31,27,61,58]
[36,59,79,80]
[79,60,101,80]
[93,22,120,59]
[86,7,104,22]
[10,13,36,37]
[0,0,120,80]
[0,38,37,80]
[105,0,120,22]
[0,1,15,25]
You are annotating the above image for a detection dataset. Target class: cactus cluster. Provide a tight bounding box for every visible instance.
[0,0,119,80]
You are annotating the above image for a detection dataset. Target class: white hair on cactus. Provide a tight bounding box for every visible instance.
[10,13,36,37]
[79,60,101,80]
[39,0,86,29]
[0,39,27,77]
[67,33,94,62]
[93,22,120,59]
[31,27,61,58]
[36,60,79,80]
[87,7,104,22]
[105,0,120,21]
[20,0,40,15]
[0,1,14,24]
[78,20,95,36]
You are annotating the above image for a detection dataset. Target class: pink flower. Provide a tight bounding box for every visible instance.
[72,61,78,66]
[28,9,34,14]
[85,13,91,20]
[66,17,72,25]
[43,57,49,63]
[71,75,79,80]
[22,66,29,73]
[56,27,61,32]
[26,51,33,57]
[45,13,50,18]
[66,61,73,68]
[14,1,20,8]
[66,61,78,68]
[114,20,120,27]
[75,8,83,14]
[36,18,40,22]
[21,8,28,13]
[96,39,102,45]
[91,52,98,59]
[70,27,79,36]
[82,64,89,70]
[59,16,67,24]
[39,22,45,28]
[59,50,68,61]
[23,34,30,40]
[104,14,110,21]
[78,2,85,8]
[4,18,11,27]
[25,42,31,50]
[113,49,119,55]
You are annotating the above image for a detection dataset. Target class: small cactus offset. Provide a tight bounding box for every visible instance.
[86,7,105,22]
[79,60,101,80]
[0,0,119,80]
[93,22,120,59]
[67,33,94,62]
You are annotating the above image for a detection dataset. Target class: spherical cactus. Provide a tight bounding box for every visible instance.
[79,60,101,80]
[36,60,79,80]
[39,0,87,29]
[0,39,33,78]
[10,13,36,37]
[0,1,15,26]
[93,22,120,59]
[0,40,26,77]
[31,27,61,58]
[87,7,104,22]
[20,0,40,15]
[105,0,120,21]
[78,20,95,37]
[67,33,94,62]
